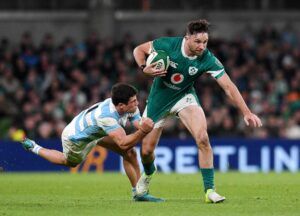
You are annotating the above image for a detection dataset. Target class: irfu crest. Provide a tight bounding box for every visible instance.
[188,66,198,75]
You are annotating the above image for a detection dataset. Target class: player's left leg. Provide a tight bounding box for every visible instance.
[22,137,96,168]
[178,105,225,203]
[21,138,69,166]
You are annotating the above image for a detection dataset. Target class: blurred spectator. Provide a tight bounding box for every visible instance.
[285,119,300,139]
[9,127,26,141]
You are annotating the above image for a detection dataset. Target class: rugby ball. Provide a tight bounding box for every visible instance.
[146,50,170,71]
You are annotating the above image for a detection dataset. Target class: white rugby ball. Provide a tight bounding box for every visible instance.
[146,50,170,71]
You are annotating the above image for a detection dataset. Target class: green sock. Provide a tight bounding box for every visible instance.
[200,168,215,192]
[143,161,156,175]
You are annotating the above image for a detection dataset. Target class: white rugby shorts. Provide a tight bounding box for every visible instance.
[61,125,98,165]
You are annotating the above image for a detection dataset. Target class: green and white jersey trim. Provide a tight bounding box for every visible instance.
[207,69,225,79]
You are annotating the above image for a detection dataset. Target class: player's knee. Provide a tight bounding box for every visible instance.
[129,148,137,157]
[66,161,80,168]
[65,156,82,168]
[141,144,155,157]
[123,148,137,160]
[121,148,137,160]
[195,132,210,149]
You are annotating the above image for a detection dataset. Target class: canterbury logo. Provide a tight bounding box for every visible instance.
[170,61,178,69]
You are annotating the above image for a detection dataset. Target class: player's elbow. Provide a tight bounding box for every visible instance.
[222,82,234,97]
[120,145,131,151]
[224,84,239,101]
[133,46,139,56]
[224,88,232,98]
[133,47,141,59]
[118,141,131,151]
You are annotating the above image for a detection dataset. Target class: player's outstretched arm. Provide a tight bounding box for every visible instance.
[216,73,263,127]
[108,117,154,151]
[133,42,167,77]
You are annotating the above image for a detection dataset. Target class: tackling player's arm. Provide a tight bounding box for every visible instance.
[107,117,154,151]
[132,120,140,130]
[216,73,263,127]
[133,41,167,77]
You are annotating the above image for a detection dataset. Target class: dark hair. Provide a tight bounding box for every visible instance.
[111,83,138,105]
[186,19,210,35]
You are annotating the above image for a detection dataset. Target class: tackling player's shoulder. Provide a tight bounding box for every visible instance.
[98,99,119,120]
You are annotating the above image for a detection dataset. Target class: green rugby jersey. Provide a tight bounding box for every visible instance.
[146,37,225,122]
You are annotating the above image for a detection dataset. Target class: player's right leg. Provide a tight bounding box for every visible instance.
[21,138,69,166]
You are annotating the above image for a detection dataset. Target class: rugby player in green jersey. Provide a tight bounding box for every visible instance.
[133,19,263,203]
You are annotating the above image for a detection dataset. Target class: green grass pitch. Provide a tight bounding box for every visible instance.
[1,172,299,216]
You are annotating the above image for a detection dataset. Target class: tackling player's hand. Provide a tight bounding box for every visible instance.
[139,117,154,134]
[143,62,167,77]
[243,113,263,127]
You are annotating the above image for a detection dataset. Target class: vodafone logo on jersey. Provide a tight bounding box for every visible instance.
[171,73,184,84]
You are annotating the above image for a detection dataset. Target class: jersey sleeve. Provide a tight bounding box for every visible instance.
[96,117,121,134]
[152,37,173,52]
[205,52,225,79]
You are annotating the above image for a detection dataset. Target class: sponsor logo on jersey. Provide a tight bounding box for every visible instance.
[170,61,178,69]
[163,81,181,90]
[171,73,184,84]
[188,66,198,75]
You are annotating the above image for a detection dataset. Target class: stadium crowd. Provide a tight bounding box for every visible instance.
[0,25,299,140]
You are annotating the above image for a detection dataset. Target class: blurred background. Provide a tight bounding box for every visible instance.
[0,0,299,173]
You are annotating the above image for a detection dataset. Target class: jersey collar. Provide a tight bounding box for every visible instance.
[181,38,198,60]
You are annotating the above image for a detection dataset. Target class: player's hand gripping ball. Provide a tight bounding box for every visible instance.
[146,50,170,71]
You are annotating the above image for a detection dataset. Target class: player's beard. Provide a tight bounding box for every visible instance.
[189,44,204,56]
[191,47,204,56]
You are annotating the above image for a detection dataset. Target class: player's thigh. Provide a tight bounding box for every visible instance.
[178,105,208,138]
[142,105,164,150]
[61,128,88,166]
[97,136,125,155]
[62,139,96,167]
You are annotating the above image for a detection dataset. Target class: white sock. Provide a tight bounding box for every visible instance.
[32,145,42,155]
[132,187,137,197]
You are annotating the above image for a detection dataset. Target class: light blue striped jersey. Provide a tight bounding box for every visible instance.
[65,98,141,146]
